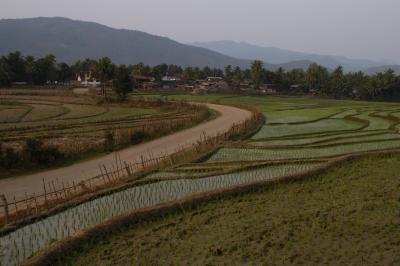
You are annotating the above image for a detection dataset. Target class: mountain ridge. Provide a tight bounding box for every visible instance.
[0,17,252,68]
[0,17,396,74]
[190,40,388,72]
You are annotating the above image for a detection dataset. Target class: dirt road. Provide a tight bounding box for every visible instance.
[0,103,252,200]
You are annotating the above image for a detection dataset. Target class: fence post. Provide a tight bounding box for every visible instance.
[0,195,8,225]
[124,162,132,177]
[13,196,18,220]
[42,178,47,204]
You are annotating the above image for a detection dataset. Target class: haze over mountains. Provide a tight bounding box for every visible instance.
[191,40,396,73]
[0,17,398,74]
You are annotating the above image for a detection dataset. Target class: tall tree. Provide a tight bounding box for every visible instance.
[329,66,346,98]
[0,57,11,86]
[232,66,244,90]
[152,64,168,81]
[224,65,234,87]
[25,55,35,84]
[251,60,264,90]
[305,63,329,92]
[202,66,213,77]
[57,62,73,84]
[6,51,27,82]
[286,69,305,88]
[113,65,132,100]
[182,66,194,80]
[32,54,56,85]
[95,57,114,96]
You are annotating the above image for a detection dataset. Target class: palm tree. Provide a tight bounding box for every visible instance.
[233,66,244,90]
[251,60,264,90]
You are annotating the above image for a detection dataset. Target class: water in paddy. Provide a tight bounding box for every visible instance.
[0,163,321,265]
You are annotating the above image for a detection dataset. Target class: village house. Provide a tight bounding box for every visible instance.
[161,76,180,89]
[239,79,254,91]
[260,83,277,94]
[206,76,223,82]
[132,75,156,90]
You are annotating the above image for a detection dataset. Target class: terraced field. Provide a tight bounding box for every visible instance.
[61,153,400,265]
[3,95,400,265]
[0,93,209,170]
[148,95,400,181]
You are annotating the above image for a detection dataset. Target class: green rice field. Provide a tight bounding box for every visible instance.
[62,153,400,265]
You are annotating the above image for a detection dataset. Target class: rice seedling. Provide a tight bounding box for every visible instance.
[252,118,362,139]
[0,162,321,265]
[355,111,391,130]
[250,131,400,147]
[59,154,400,266]
[207,139,400,162]
[263,107,344,124]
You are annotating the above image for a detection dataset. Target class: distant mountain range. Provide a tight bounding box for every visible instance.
[363,65,400,75]
[0,17,398,74]
[191,40,400,73]
[0,17,251,68]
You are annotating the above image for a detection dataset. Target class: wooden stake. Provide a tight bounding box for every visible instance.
[103,165,111,183]
[43,178,47,203]
[13,196,18,219]
[33,193,39,213]
[141,155,145,169]
[24,192,29,215]
[51,181,58,200]
[124,161,132,176]
[1,195,9,225]
[62,182,67,199]
[99,166,107,183]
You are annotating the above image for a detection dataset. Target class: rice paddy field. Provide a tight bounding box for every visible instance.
[0,90,209,176]
[2,94,400,265]
[59,153,400,266]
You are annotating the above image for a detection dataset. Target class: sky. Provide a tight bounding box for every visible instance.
[1,0,400,63]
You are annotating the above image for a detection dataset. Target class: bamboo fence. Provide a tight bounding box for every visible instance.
[0,111,262,226]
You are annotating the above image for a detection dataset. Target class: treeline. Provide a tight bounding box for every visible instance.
[0,51,222,85]
[1,52,399,100]
[231,60,400,100]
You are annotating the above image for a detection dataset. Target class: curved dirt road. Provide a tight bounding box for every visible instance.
[0,103,252,200]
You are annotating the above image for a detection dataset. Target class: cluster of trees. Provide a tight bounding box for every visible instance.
[0,139,63,169]
[1,51,399,101]
[226,60,400,100]
[0,52,132,99]
[0,52,223,99]
[0,52,67,85]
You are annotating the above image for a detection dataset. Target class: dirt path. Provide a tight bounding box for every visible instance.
[0,103,252,200]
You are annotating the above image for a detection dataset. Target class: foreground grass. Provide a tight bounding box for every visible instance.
[60,153,400,265]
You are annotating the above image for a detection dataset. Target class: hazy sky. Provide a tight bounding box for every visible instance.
[2,0,400,63]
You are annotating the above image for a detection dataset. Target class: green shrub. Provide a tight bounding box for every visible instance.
[3,148,20,167]
[23,138,64,165]
[130,130,150,145]
[104,130,115,152]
